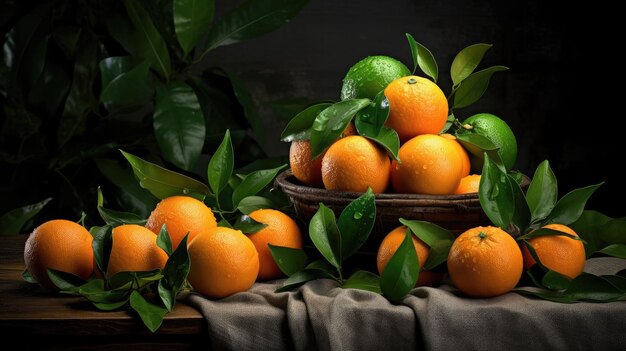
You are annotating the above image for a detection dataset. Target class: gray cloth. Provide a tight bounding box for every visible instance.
[185,258,626,351]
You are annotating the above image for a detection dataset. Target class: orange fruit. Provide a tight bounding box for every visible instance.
[377,226,433,286]
[187,227,259,299]
[521,224,586,279]
[441,133,470,178]
[454,174,481,194]
[384,75,448,142]
[321,135,390,193]
[390,134,469,195]
[247,209,303,280]
[447,226,523,297]
[24,219,94,290]
[145,196,217,250]
[107,224,169,277]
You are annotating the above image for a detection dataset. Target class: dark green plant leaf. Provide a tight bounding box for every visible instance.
[108,270,164,290]
[22,270,36,284]
[237,196,275,215]
[526,160,558,222]
[231,164,286,208]
[509,174,531,234]
[275,268,334,293]
[343,270,381,294]
[233,214,268,234]
[159,234,190,311]
[309,99,371,158]
[598,244,626,259]
[174,0,215,56]
[380,229,420,303]
[93,299,129,311]
[268,244,308,277]
[399,219,454,247]
[337,188,376,260]
[518,228,582,241]
[0,197,51,234]
[120,150,210,200]
[47,269,86,292]
[543,183,603,226]
[97,187,147,226]
[52,24,82,57]
[405,33,438,82]
[130,290,168,332]
[450,43,492,86]
[362,126,400,161]
[99,56,133,91]
[479,154,515,229]
[100,60,153,110]
[226,71,265,142]
[452,66,508,109]
[124,0,171,78]
[91,225,113,278]
[103,12,136,55]
[440,113,455,134]
[280,102,333,142]
[199,0,309,57]
[218,218,233,228]
[354,91,389,137]
[542,270,571,291]
[208,130,234,195]
[563,273,625,301]
[602,275,626,292]
[305,259,336,274]
[154,81,205,171]
[422,239,453,271]
[309,203,342,269]
[156,224,173,256]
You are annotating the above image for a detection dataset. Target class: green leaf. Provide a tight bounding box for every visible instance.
[362,127,400,162]
[354,91,389,137]
[208,130,234,195]
[123,0,171,78]
[130,290,168,332]
[343,270,381,294]
[97,187,147,226]
[479,154,515,229]
[231,164,287,208]
[598,244,626,259]
[0,197,51,234]
[233,214,268,234]
[154,81,206,171]
[93,299,129,311]
[422,239,453,271]
[22,270,36,284]
[399,219,455,247]
[160,234,190,311]
[518,227,583,242]
[309,99,371,158]
[309,203,342,269]
[526,160,558,222]
[337,188,376,260]
[275,268,333,293]
[91,225,113,278]
[237,196,275,215]
[100,60,153,110]
[268,244,308,276]
[509,174,531,233]
[280,102,333,142]
[156,224,173,256]
[199,0,309,57]
[450,43,492,86]
[47,269,85,292]
[542,270,572,290]
[570,210,613,257]
[543,183,603,226]
[98,56,133,92]
[452,66,508,109]
[439,113,455,134]
[405,33,438,82]
[107,270,163,291]
[224,71,265,142]
[380,229,420,303]
[120,150,210,200]
[174,0,215,56]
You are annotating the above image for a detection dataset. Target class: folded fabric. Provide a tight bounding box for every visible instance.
[185,257,626,351]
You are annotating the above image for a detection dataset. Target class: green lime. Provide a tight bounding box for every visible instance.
[340,56,411,100]
[460,113,518,172]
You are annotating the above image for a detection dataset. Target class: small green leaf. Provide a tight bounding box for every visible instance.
[233,215,268,234]
[405,33,438,82]
[173,0,215,56]
[309,99,371,158]
[543,183,604,226]
[108,269,163,290]
[208,129,234,195]
[237,196,276,215]
[518,228,582,242]
[218,218,233,228]
[343,270,381,294]
[0,197,51,234]
[120,150,210,201]
[231,165,287,208]
[362,126,401,162]
[268,244,308,277]
[479,154,515,229]
[450,43,492,86]
[452,66,508,109]
[130,290,168,332]
[439,114,455,134]
[100,60,153,110]
[281,102,333,142]
[399,219,455,247]
[380,229,420,303]
[598,244,626,259]
[509,174,531,233]
[309,203,342,269]
[47,269,85,292]
[91,225,113,278]
[337,188,376,260]
[542,270,571,291]
[526,160,558,222]
[354,91,389,137]
[156,224,173,256]
[275,269,333,293]
[22,270,36,284]
[97,187,147,226]
[422,239,453,271]
[160,234,190,311]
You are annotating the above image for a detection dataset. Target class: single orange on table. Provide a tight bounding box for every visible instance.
[145,195,217,250]
[447,226,523,297]
[521,223,586,279]
[107,224,168,277]
[247,209,303,281]
[24,219,94,290]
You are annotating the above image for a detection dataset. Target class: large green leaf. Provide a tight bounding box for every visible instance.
[154,81,206,171]
[233,214,267,234]
[275,269,333,293]
[231,164,286,208]
[543,183,603,226]
[337,188,376,260]
[120,150,210,200]
[405,33,438,82]
[452,66,508,109]
[526,160,558,222]
[268,244,308,277]
[0,198,51,235]
[98,57,133,91]
[479,154,514,229]
[207,130,234,195]
[96,187,147,227]
[90,225,113,278]
[509,174,531,234]
[362,126,400,162]
[130,290,168,332]
[450,43,492,86]
[159,235,190,311]
[100,60,153,110]
[198,0,309,58]
[280,102,333,142]
[124,0,171,78]
[422,240,453,271]
[173,0,215,56]
[309,203,342,269]
[399,219,454,247]
[343,270,381,294]
[380,229,420,303]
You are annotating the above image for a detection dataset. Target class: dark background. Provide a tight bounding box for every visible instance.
[208,0,624,217]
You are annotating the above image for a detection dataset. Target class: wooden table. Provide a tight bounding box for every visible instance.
[0,236,206,350]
